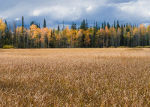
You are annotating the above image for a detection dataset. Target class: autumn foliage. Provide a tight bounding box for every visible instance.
[0,18,150,48]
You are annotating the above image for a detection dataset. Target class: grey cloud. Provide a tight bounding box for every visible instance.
[0,0,149,27]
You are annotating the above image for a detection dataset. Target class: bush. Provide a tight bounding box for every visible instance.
[135,46,150,48]
[109,46,116,48]
[117,46,128,48]
[144,46,150,48]
[135,46,143,48]
[3,45,14,49]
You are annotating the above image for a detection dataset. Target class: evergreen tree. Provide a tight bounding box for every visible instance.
[43,18,46,28]
[104,21,106,29]
[30,21,35,26]
[0,18,150,48]
[95,21,99,31]
[71,22,77,30]
[30,21,40,28]
[85,19,88,30]
[58,25,60,31]
[80,19,88,30]
[114,20,116,29]
[102,22,104,29]
[120,25,124,46]
[62,21,65,30]
[107,22,110,29]
[22,16,24,33]
[117,20,120,29]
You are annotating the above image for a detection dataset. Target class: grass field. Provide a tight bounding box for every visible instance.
[0,48,150,106]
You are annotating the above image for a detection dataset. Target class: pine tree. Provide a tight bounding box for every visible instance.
[120,25,124,46]
[22,16,24,33]
[114,20,116,29]
[107,22,110,29]
[80,19,88,30]
[58,25,60,32]
[95,21,99,31]
[62,21,65,30]
[71,22,77,30]
[43,18,46,28]
[117,20,120,29]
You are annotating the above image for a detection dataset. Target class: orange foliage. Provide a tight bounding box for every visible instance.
[0,19,6,32]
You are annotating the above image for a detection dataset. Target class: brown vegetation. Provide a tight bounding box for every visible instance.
[0,48,150,106]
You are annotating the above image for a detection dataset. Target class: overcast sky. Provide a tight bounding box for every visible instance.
[0,0,150,27]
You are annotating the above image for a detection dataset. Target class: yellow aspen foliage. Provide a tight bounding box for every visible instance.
[16,27,22,33]
[70,29,78,44]
[133,28,138,35]
[55,34,60,41]
[70,29,78,39]
[105,26,110,34]
[65,26,71,37]
[146,25,150,33]
[41,28,49,36]
[127,32,130,38]
[96,29,101,36]
[30,24,40,39]
[77,29,83,38]
[47,29,52,41]
[0,19,6,32]
[64,26,71,43]
[100,28,105,36]
[41,28,49,42]
[109,27,117,37]
[139,24,146,36]
[40,28,48,42]
[84,30,90,45]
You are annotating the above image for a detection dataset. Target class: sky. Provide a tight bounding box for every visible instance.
[0,0,150,28]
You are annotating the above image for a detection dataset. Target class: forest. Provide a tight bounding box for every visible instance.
[0,16,150,48]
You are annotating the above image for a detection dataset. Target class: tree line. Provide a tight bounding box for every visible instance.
[0,16,150,48]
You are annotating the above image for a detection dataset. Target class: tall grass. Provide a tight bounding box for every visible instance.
[0,48,150,106]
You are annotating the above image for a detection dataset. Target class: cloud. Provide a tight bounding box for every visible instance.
[0,0,105,19]
[118,0,150,16]
[115,0,150,20]
[15,18,20,21]
[30,0,105,21]
[108,0,137,3]
[86,6,93,12]
[0,0,150,27]
[32,5,82,21]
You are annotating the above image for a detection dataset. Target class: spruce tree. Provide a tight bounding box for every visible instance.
[43,18,46,28]
[22,16,24,33]
[71,22,77,30]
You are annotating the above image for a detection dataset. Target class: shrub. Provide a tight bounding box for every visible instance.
[109,46,116,48]
[3,45,14,49]
[144,46,150,48]
[117,46,128,48]
[135,46,143,48]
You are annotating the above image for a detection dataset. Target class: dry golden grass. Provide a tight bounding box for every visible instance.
[0,48,150,107]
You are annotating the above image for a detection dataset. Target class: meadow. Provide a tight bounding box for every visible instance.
[0,48,150,106]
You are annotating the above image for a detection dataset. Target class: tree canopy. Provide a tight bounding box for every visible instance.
[0,18,150,48]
